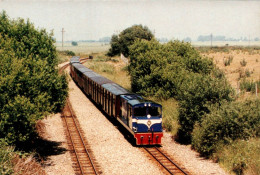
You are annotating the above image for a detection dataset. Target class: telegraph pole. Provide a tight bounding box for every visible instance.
[61,28,65,50]
[210,33,213,48]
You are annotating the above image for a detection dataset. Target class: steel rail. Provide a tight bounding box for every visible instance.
[155,147,188,175]
[144,147,188,175]
[63,104,85,175]
[60,58,98,174]
[66,100,98,175]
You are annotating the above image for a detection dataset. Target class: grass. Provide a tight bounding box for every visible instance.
[216,138,260,175]
[57,50,76,64]
[0,139,14,175]
[156,98,179,135]
[83,55,131,91]
[55,42,110,55]
[0,139,45,175]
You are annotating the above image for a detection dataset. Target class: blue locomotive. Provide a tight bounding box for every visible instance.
[70,56,163,145]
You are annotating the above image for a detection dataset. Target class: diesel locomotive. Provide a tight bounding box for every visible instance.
[70,56,163,145]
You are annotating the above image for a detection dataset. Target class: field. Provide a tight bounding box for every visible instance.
[55,42,110,55]
[191,41,260,47]
[203,49,260,83]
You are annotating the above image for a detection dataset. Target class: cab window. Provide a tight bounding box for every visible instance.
[148,107,161,117]
[133,107,146,117]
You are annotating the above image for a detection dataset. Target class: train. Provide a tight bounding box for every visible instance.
[69,56,163,145]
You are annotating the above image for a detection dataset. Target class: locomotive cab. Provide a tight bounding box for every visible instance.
[132,104,162,133]
[120,95,163,145]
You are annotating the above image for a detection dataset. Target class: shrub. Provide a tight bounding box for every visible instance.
[0,11,68,145]
[176,73,234,142]
[58,50,75,57]
[223,55,233,66]
[240,79,260,93]
[192,99,260,157]
[128,39,214,99]
[245,69,251,77]
[240,58,247,67]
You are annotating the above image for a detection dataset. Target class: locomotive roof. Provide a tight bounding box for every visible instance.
[102,83,131,96]
[70,56,80,63]
[121,94,161,107]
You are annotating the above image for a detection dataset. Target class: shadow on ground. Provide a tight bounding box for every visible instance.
[16,137,67,166]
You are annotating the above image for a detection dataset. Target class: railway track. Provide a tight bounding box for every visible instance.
[144,147,189,175]
[58,63,70,73]
[62,99,100,175]
[59,60,100,175]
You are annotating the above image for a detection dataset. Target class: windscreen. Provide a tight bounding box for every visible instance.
[133,107,146,117]
[133,106,162,117]
[148,107,162,117]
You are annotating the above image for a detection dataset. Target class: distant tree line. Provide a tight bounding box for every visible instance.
[197,35,260,42]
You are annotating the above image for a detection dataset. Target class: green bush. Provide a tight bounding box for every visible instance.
[176,73,234,142]
[58,50,76,56]
[0,11,68,145]
[128,39,214,99]
[192,99,260,157]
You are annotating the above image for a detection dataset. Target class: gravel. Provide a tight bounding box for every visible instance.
[41,113,74,175]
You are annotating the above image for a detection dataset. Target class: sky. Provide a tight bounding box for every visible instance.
[0,0,260,41]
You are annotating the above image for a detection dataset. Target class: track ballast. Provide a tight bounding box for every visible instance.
[144,146,189,175]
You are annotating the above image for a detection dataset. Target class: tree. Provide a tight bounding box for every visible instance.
[107,24,154,57]
[71,41,78,46]
[107,34,120,57]
[0,11,68,146]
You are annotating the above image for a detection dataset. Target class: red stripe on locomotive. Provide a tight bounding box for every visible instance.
[135,132,163,145]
